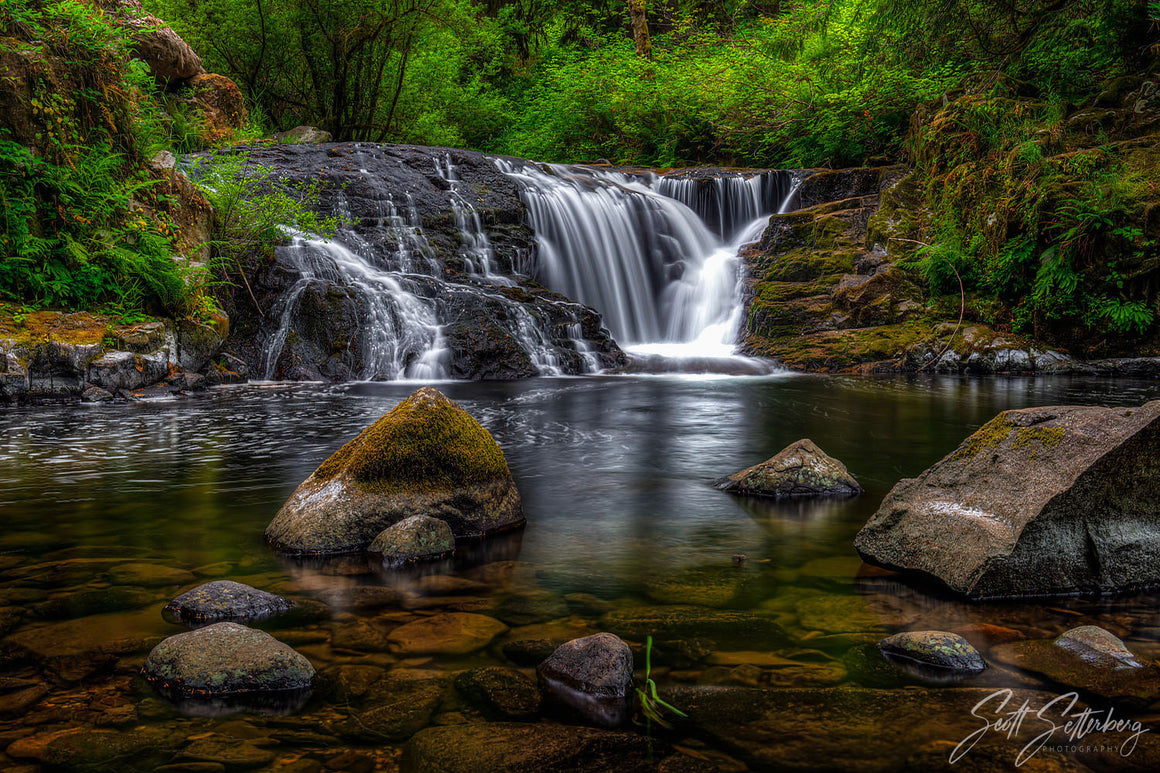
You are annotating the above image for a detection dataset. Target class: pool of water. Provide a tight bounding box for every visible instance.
[3,374,1160,771]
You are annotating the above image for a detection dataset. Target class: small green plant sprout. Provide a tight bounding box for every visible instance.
[635,636,687,729]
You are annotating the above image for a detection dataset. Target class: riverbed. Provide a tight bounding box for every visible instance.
[2,374,1160,771]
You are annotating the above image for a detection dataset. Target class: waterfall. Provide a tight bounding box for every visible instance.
[255,144,798,381]
[262,235,448,381]
[495,161,799,358]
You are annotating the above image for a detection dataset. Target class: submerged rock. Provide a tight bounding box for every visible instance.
[387,612,508,655]
[402,722,669,773]
[265,387,524,554]
[341,669,449,742]
[855,401,1160,598]
[878,631,986,678]
[1054,625,1144,669]
[990,625,1160,705]
[537,633,633,727]
[369,515,454,564]
[716,439,862,498]
[454,666,542,720]
[142,622,315,697]
[162,581,294,625]
[600,605,786,650]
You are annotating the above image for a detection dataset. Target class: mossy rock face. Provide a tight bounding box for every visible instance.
[265,386,524,554]
[856,401,1160,598]
[142,622,315,697]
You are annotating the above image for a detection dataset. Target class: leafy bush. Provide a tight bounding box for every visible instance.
[185,152,344,307]
[0,0,196,315]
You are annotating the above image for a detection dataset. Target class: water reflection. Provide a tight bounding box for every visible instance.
[3,374,1160,769]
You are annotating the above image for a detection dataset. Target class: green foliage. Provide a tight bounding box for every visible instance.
[0,139,190,311]
[635,635,687,729]
[187,152,344,302]
[909,85,1160,350]
[0,0,198,315]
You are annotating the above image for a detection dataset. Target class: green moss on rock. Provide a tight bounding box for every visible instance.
[265,386,524,554]
[316,387,511,496]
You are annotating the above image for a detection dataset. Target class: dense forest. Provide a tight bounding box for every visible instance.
[2,0,1159,357]
[142,0,1155,168]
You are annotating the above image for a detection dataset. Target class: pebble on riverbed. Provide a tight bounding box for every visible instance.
[162,580,294,625]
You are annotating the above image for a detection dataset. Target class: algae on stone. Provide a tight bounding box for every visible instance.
[265,387,524,554]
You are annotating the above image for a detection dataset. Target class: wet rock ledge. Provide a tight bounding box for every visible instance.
[0,311,246,403]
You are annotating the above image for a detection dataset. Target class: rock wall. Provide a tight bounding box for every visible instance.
[0,313,240,403]
[212,144,626,382]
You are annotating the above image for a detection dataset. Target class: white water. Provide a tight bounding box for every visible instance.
[495,161,799,368]
[262,154,798,381]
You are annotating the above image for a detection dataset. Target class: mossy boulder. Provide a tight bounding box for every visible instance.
[142,622,315,697]
[716,438,862,499]
[265,386,524,554]
[856,401,1160,598]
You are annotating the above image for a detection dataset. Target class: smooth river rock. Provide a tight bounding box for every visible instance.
[878,630,987,677]
[716,438,862,498]
[538,633,633,727]
[142,622,315,697]
[162,580,294,624]
[855,401,1160,597]
[265,387,524,554]
[991,625,1160,705]
[369,514,454,564]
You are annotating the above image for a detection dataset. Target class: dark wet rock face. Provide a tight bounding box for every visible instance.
[537,633,634,727]
[855,401,1160,598]
[265,386,524,554]
[716,438,862,498]
[142,622,315,698]
[878,631,986,679]
[214,142,626,382]
[369,514,455,564]
[162,581,294,625]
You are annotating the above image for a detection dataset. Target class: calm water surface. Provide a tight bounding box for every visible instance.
[3,374,1160,771]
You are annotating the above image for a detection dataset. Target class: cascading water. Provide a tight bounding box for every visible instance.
[495,160,799,367]
[250,142,797,382]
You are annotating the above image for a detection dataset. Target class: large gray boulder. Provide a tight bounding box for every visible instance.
[265,387,524,554]
[716,438,862,498]
[97,0,206,86]
[855,401,1160,598]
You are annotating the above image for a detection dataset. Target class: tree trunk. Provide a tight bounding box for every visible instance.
[627,0,652,59]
